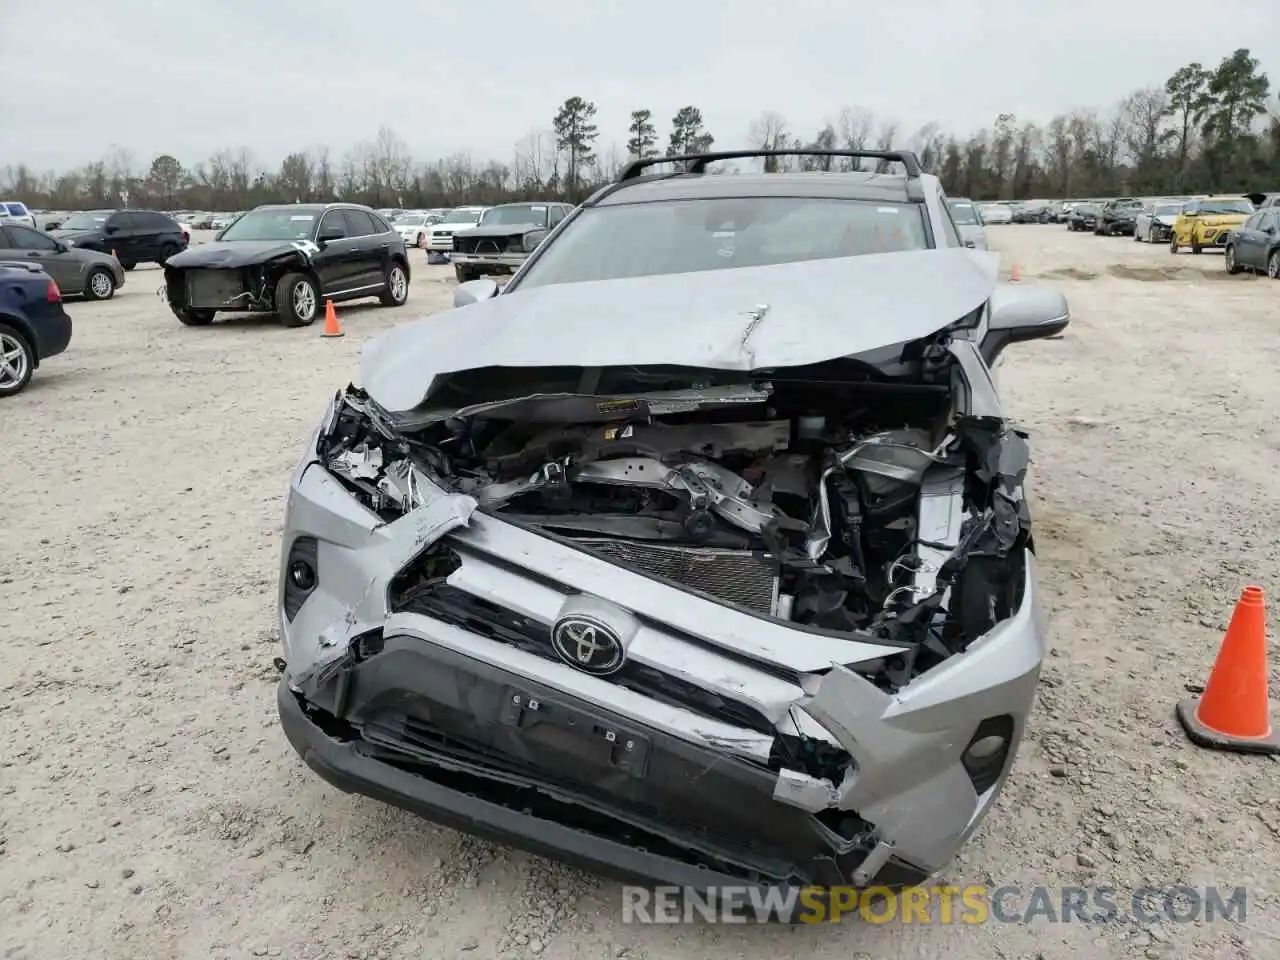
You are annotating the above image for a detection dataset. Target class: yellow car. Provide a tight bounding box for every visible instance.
[1169,196,1255,254]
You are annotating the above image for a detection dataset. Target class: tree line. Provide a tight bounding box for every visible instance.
[4,48,1275,213]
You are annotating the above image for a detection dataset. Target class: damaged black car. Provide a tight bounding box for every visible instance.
[163,203,410,327]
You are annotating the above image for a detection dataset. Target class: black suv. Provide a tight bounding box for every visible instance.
[162,203,411,327]
[48,210,188,270]
[1095,198,1143,236]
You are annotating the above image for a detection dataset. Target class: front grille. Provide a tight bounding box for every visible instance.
[454,234,514,255]
[186,269,246,308]
[391,580,775,734]
[568,539,780,616]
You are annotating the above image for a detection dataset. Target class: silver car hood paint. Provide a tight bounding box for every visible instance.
[362,248,1000,413]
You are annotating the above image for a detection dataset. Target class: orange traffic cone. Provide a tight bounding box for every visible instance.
[321,299,343,338]
[1176,585,1279,755]
[1010,262,1022,282]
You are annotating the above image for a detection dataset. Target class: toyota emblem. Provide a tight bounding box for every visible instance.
[551,615,625,676]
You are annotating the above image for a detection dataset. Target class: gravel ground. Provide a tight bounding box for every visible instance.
[2,226,1278,960]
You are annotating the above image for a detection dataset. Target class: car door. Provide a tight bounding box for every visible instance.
[103,212,140,262]
[345,209,392,289]
[1233,213,1265,268]
[1260,212,1280,269]
[2,225,84,290]
[313,210,363,295]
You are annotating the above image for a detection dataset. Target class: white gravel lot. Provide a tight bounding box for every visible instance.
[2,226,1278,960]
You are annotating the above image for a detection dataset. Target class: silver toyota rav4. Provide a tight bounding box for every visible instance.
[276,149,1069,896]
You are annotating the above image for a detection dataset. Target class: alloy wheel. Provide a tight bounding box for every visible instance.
[0,332,30,391]
[90,271,113,298]
[293,281,317,321]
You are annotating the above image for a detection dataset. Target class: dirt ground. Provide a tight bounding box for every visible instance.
[2,226,1278,960]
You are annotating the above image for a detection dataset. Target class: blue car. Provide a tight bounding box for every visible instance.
[0,261,73,397]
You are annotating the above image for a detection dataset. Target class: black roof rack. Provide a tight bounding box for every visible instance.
[616,148,924,182]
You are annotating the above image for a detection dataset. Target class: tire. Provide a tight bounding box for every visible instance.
[1191,242,1202,254]
[84,267,116,300]
[173,307,215,326]
[0,323,35,397]
[380,261,409,307]
[158,243,180,265]
[122,262,136,272]
[1148,227,1156,243]
[1224,245,1241,275]
[454,265,475,284]
[1269,250,1280,279]
[275,272,320,327]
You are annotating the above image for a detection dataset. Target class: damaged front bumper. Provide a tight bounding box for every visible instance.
[277,424,1048,889]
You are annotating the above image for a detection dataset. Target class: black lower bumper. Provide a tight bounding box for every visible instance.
[277,636,930,892]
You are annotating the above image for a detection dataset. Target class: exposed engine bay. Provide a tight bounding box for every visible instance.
[320,350,1032,684]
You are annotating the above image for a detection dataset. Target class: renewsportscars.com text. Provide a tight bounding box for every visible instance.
[621,884,1248,925]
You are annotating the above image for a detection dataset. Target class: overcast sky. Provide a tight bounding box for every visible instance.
[2,0,1275,173]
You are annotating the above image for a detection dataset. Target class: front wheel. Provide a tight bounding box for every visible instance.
[159,243,180,265]
[0,324,34,397]
[1224,245,1241,275]
[1191,242,1202,254]
[1268,251,1280,279]
[454,265,476,284]
[276,272,320,327]
[380,262,409,307]
[173,307,215,326]
[84,266,116,300]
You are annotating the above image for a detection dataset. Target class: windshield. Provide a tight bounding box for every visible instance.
[1075,204,1098,214]
[443,209,483,224]
[513,197,930,291]
[60,212,109,230]
[1154,203,1182,216]
[218,209,317,241]
[948,202,980,225]
[1198,199,1253,215]
[481,204,548,227]
[4,203,30,216]
[394,215,427,226]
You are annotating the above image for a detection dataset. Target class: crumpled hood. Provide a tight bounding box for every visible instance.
[1196,215,1248,227]
[361,247,1000,414]
[165,240,315,270]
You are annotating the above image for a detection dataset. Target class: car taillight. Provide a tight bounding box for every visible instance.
[47,278,62,302]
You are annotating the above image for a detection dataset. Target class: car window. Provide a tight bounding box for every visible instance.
[1261,212,1278,231]
[4,202,30,217]
[110,212,140,229]
[513,197,932,291]
[548,206,566,227]
[341,210,377,236]
[4,225,58,250]
[317,211,349,239]
[936,198,963,247]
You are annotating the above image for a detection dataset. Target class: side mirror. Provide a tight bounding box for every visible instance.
[104,224,118,234]
[53,241,69,253]
[982,283,1070,365]
[453,278,500,308]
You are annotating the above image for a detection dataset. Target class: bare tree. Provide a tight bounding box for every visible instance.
[747,111,790,171]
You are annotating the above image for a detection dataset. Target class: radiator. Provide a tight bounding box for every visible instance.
[186,270,248,308]
[570,539,780,615]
